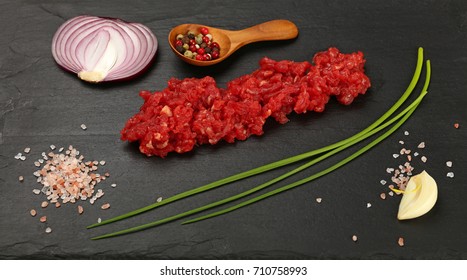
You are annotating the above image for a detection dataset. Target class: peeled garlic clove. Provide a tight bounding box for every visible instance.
[397,170,438,220]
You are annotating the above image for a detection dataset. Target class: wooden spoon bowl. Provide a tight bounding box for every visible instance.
[168,20,299,66]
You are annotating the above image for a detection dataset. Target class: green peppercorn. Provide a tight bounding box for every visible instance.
[183,43,189,50]
[176,34,184,40]
[184,50,193,58]
[195,34,203,44]
[187,31,195,39]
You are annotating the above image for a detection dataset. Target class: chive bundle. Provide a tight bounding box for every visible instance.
[89,48,431,240]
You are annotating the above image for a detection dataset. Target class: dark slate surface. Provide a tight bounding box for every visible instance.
[1,0,466,259]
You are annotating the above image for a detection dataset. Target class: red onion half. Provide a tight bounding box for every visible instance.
[51,15,158,83]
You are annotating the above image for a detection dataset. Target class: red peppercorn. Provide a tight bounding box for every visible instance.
[200,27,209,35]
[202,36,210,44]
[195,54,204,61]
[189,39,196,45]
[189,45,197,52]
[211,50,219,59]
[203,54,211,60]
[210,42,220,49]
[175,40,183,46]
[197,48,205,55]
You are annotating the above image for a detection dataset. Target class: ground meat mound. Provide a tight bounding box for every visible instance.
[121,47,371,157]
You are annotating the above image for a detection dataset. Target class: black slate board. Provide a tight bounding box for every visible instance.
[1,0,467,259]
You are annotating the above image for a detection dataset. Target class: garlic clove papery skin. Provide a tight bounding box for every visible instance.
[397,170,438,220]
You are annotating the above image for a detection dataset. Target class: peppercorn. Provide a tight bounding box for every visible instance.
[176,34,184,40]
[176,45,184,53]
[184,50,193,58]
[200,42,207,49]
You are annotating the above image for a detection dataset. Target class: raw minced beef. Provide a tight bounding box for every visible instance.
[121,47,371,157]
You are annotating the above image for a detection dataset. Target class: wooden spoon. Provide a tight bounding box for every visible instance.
[168,20,298,66]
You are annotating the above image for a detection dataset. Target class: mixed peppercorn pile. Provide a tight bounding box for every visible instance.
[121,47,371,157]
[174,27,220,61]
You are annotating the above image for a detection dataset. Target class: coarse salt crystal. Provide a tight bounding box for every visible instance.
[18,176,24,182]
[14,153,22,159]
[352,235,358,242]
[380,180,387,185]
[30,209,37,217]
[99,161,106,166]
[398,140,405,145]
[97,218,102,223]
[446,161,453,167]
[393,154,399,159]
[413,152,419,157]
[156,197,163,203]
[78,205,84,214]
[111,183,117,188]
[398,237,405,247]
[367,203,372,208]
[58,147,64,152]
[39,216,47,223]
[380,193,387,200]
[447,172,454,178]
[386,168,394,173]
[101,203,110,210]
[20,156,26,161]
[418,142,426,149]
[421,156,427,163]
[388,191,394,197]
[454,123,460,129]
[50,145,56,150]
[80,124,87,130]
[404,131,409,136]
[24,147,31,154]
[41,201,49,208]
[45,227,52,234]
[315,197,322,203]
[32,189,41,195]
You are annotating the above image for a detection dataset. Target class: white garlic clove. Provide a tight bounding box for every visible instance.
[397,170,438,220]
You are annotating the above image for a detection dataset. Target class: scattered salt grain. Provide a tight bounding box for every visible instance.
[421,156,427,163]
[50,145,56,150]
[101,203,110,210]
[417,142,425,149]
[352,235,358,242]
[413,152,419,157]
[45,227,52,234]
[97,218,102,223]
[41,201,49,208]
[20,155,26,161]
[454,123,460,129]
[446,161,453,168]
[380,180,387,185]
[14,153,22,160]
[398,237,405,247]
[156,197,163,203]
[367,203,372,208]
[18,176,24,182]
[447,172,454,178]
[386,168,394,173]
[392,154,399,159]
[80,124,87,130]
[398,140,405,145]
[58,147,64,152]
[32,189,41,195]
[55,202,61,208]
[99,160,106,166]
[39,216,47,223]
[34,161,40,167]
[404,131,409,136]
[30,209,37,217]
[111,183,117,188]
[24,147,31,154]
[388,191,394,197]
[315,197,322,204]
[78,205,84,215]
[380,193,387,200]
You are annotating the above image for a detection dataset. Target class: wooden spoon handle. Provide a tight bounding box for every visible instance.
[228,20,298,49]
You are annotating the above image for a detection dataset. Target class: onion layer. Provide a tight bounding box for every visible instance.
[51,15,158,83]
